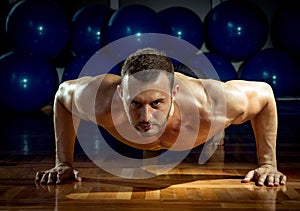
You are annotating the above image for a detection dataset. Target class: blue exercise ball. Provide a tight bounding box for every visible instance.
[6,0,70,58]
[157,6,204,49]
[204,0,269,61]
[239,48,300,97]
[271,3,300,55]
[62,54,92,82]
[204,52,238,81]
[102,4,165,45]
[0,51,58,112]
[71,4,114,56]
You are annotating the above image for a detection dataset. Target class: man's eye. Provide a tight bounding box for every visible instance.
[151,101,161,107]
[131,101,141,107]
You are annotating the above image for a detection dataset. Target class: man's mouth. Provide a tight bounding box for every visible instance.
[137,123,152,131]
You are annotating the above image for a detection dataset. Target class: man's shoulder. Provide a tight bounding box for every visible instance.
[59,74,121,104]
[63,74,121,90]
[98,74,122,86]
[59,74,122,122]
[174,72,203,82]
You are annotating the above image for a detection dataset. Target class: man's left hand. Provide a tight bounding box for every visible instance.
[242,164,287,186]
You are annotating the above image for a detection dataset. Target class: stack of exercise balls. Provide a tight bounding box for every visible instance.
[0,0,69,112]
[0,0,299,114]
[204,0,300,97]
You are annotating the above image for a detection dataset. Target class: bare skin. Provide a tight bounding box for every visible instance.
[35,72,287,187]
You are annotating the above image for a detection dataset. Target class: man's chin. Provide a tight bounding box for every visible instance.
[137,129,160,138]
[139,132,156,137]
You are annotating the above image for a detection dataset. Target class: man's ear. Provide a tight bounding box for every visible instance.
[172,84,179,98]
[117,85,123,98]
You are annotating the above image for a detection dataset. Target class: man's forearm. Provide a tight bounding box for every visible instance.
[256,135,277,168]
[252,94,278,168]
[54,98,80,167]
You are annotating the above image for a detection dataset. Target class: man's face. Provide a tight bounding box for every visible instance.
[118,71,177,137]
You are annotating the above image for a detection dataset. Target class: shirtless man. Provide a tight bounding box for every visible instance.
[35,48,286,187]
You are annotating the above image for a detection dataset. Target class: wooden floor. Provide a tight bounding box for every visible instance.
[0,104,300,210]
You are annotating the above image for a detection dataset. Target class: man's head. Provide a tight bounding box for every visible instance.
[117,48,179,137]
[120,48,174,88]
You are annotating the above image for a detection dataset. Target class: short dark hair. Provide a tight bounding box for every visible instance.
[121,48,174,89]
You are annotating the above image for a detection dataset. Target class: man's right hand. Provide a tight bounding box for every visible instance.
[35,163,82,185]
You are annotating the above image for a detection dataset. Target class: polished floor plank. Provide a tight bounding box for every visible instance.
[0,149,300,210]
[0,109,300,210]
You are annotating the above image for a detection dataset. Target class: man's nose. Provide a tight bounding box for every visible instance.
[140,105,154,122]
